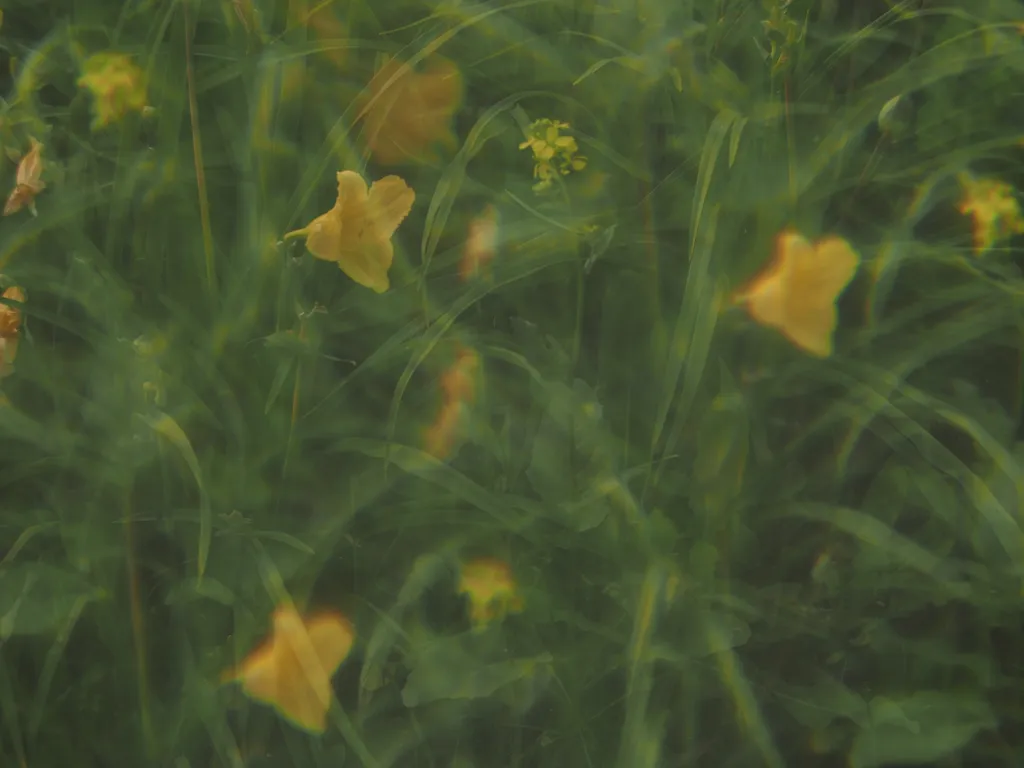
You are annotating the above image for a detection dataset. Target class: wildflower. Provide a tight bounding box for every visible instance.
[357,56,462,166]
[424,344,481,459]
[3,138,45,216]
[440,345,481,404]
[283,170,415,293]
[0,286,24,377]
[77,52,148,130]
[458,557,524,631]
[734,230,859,358]
[225,603,355,734]
[518,119,587,192]
[956,172,1024,256]
[424,401,469,459]
[459,205,499,282]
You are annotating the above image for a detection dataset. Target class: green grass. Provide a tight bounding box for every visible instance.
[2,0,1024,766]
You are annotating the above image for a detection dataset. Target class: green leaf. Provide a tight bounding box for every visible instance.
[139,411,211,579]
[778,675,869,731]
[165,577,234,606]
[849,691,996,768]
[0,564,104,637]
[692,367,749,517]
[526,380,614,530]
[651,610,751,663]
[360,551,457,708]
[785,503,970,599]
[263,358,294,414]
[401,635,552,707]
[421,93,523,279]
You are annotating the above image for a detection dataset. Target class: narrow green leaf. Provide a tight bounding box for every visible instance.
[139,411,211,579]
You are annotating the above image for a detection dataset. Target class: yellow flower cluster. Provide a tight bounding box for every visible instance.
[458,557,523,631]
[77,52,148,130]
[956,172,1024,256]
[519,119,587,192]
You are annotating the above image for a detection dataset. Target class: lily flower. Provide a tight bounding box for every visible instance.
[225,603,355,734]
[284,170,415,293]
[734,230,859,357]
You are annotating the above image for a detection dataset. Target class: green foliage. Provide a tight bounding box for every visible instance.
[1,0,1024,765]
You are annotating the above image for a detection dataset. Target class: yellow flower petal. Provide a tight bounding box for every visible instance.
[231,604,355,734]
[297,170,415,293]
[740,230,860,357]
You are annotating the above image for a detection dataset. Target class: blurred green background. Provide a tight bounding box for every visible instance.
[1,0,1024,766]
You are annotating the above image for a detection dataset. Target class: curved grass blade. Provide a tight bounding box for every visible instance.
[420,92,534,281]
[646,109,734,489]
[139,411,211,579]
[649,207,721,492]
[783,503,971,599]
[381,243,578,472]
[335,438,539,536]
[27,593,91,739]
[183,0,217,296]
[710,614,785,768]
[826,364,1024,567]
[617,561,673,768]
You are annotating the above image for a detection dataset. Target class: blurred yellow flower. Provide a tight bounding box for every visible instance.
[224,603,355,734]
[303,5,348,69]
[519,119,587,192]
[424,344,481,460]
[956,172,1024,256]
[734,230,860,358]
[440,344,481,405]
[284,170,415,293]
[357,56,462,166]
[424,401,469,460]
[458,557,523,631]
[77,52,148,130]
[459,205,499,282]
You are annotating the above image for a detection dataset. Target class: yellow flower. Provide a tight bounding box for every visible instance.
[77,52,148,130]
[459,205,499,282]
[733,230,860,358]
[283,171,415,293]
[956,172,1024,255]
[224,603,355,734]
[357,56,463,166]
[518,119,587,192]
[458,557,523,631]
